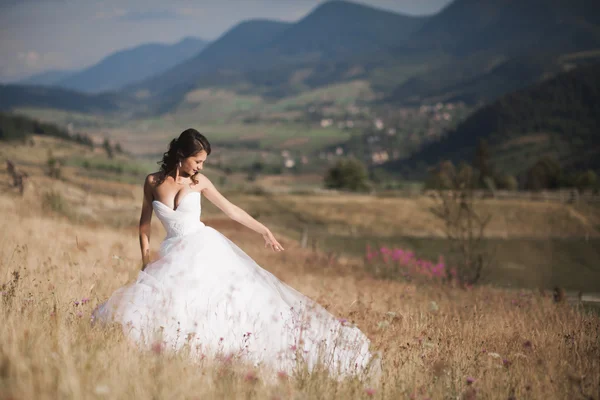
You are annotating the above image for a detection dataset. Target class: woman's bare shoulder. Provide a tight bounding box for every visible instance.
[144,172,163,189]
[194,173,213,189]
[145,172,161,183]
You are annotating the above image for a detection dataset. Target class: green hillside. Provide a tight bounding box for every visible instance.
[0,84,120,114]
[382,63,600,179]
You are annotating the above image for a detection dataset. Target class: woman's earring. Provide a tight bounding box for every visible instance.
[178,161,182,168]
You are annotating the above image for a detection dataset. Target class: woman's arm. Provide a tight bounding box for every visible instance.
[139,174,154,269]
[197,174,284,251]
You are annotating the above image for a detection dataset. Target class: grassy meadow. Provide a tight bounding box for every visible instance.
[1,136,599,399]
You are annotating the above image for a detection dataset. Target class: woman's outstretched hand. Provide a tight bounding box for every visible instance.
[263,230,284,252]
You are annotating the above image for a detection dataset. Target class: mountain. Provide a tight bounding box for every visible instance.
[381,63,600,179]
[137,0,600,113]
[127,20,292,101]
[383,0,600,104]
[0,84,120,114]
[19,69,75,86]
[56,37,207,93]
[406,0,600,56]
[261,1,427,61]
[129,1,428,110]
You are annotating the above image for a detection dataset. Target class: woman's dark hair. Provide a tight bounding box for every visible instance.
[157,128,211,184]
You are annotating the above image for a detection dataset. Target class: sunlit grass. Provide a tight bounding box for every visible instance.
[1,180,599,399]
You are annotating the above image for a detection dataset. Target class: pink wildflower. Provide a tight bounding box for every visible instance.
[365,387,376,396]
[244,370,258,382]
[277,371,288,380]
[151,341,163,355]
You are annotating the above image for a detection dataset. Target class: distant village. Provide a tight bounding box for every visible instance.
[276,101,469,171]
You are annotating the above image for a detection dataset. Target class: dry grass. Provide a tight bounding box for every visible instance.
[220,193,600,239]
[1,183,599,399]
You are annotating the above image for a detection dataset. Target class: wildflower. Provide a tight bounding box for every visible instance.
[503,359,511,368]
[151,341,163,355]
[277,371,288,380]
[523,340,532,349]
[77,312,83,318]
[339,318,347,325]
[466,376,476,385]
[73,301,80,306]
[81,298,90,305]
[244,370,258,382]
[365,387,376,396]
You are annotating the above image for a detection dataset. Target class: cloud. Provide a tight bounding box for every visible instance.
[17,51,41,68]
[94,8,127,20]
[93,7,198,22]
[16,50,66,70]
[0,0,64,9]
[175,7,203,18]
[118,9,182,21]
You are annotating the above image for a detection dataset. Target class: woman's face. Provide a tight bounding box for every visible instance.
[180,150,207,176]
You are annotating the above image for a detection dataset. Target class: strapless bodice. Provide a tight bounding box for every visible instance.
[152,191,204,239]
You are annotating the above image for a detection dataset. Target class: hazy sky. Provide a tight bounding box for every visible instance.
[0,0,452,82]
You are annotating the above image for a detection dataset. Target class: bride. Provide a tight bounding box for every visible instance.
[93,128,380,380]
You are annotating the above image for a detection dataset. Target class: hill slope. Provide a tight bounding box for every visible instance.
[382,63,600,178]
[57,37,207,93]
[407,0,600,56]
[18,69,75,86]
[262,1,427,60]
[129,1,427,110]
[0,84,120,114]
[384,0,600,104]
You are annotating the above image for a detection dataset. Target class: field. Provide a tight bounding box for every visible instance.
[1,136,599,399]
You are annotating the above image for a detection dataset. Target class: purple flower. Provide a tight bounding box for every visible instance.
[466,376,476,385]
[523,340,532,348]
[73,301,80,306]
[244,370,258,382]
[151,341,163,355]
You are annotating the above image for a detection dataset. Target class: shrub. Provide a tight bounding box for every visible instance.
[323,158,370,192]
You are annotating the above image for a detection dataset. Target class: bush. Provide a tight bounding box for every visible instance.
[495,174,519,191]
[575,170,598,193]
[323,158,370,192]
[42,190,68,214]
[46,151,62,180]
[525,157,561,190]
[427,161,492,286]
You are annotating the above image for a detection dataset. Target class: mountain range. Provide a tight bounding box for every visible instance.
[6,0,600,116]
[19,37,207,94]
[129,0,600,112]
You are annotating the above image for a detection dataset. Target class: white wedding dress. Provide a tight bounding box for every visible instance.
[93,192,379,379]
